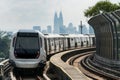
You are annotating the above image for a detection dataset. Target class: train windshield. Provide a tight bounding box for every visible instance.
[14,32,40,59]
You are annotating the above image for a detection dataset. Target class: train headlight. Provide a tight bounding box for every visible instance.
[36,51,40,58]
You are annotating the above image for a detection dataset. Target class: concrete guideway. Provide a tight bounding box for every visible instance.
[50,47,95,80]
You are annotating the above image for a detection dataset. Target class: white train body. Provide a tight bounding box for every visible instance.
[9,30,95,68]
[9,30,46,68]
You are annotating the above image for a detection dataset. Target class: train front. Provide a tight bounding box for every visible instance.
[10,30,46,68]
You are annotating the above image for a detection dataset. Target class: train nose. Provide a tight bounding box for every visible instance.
[15,60,40,68]
[36,51,40,59]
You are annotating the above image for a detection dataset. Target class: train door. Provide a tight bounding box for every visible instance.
[81,37,83,47]
[86,37,89,47]
[62,38,66,51]
[64,38,68,50]
[50,38,54,54]
[92,37,96,46]
[56,38,59,52]
[89,37,93,47]
[67,38,70,48]
[59,38,61,51]
[44,38,48,55]
[53,38,56,53]
[60,38,63,51]
[70,38,74,48]
[78,37,81,47]
[75,37,77,47]
[48,38,51,53]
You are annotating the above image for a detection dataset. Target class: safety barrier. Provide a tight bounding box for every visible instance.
[88,9,120,68]
[0,59,10,80]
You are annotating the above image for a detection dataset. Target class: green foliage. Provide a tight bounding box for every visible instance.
[84,0,120,17]
[0,31,10,58]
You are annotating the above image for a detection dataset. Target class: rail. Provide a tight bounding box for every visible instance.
[80,55,120,79]
[49,47,95,80]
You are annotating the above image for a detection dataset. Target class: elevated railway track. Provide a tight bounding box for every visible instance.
[67,50,120,79]
[10,67,45,80]
[1,47,120,80]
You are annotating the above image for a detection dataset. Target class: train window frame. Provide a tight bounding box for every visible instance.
[71,38,73,41]
[12,37,16,47]
[40,37,42,47]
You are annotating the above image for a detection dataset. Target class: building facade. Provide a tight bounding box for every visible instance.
[33,26,41,32]
[47,25,52,33]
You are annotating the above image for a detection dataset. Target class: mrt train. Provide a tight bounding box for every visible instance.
[9,30,95,68]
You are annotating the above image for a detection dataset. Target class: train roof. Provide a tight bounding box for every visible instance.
[88,34,95,37]
[44,34,93,38]
[18,29,39,33]
[64,34,88,38]
[44,34,64,38]
[13,29,44,37]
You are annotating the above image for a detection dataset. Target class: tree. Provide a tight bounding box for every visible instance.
[0,31,10,58]
[84,0,120,17]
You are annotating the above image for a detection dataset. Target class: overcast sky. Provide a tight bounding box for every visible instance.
[0,0,119,31]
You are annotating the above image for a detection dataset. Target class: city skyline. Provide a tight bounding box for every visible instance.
[39,11,90,34]
[0,0,119,31]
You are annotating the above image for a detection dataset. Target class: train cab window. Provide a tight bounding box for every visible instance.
[15,33,39,49]
[14,33,40,59]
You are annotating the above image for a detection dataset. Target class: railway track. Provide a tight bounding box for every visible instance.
[67,51,120,80]
[81,56,120,79]
[9,67,45,80]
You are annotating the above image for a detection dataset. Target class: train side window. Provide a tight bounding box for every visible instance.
[71,38,73,41]
[12,37,16,47]
[40,37,42,47]
[52,43,53,46]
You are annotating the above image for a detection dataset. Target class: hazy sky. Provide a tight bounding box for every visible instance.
[0,0,119,31]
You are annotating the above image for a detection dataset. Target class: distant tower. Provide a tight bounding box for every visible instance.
[33,26,41,32]
[59,11,63,26]
[54,11,65,34]
[47,25,52,33]
[59,11,64,33]
[54,12,59,34]
[79,21,82,34]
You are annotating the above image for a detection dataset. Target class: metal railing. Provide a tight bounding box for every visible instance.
[0,59,10,80]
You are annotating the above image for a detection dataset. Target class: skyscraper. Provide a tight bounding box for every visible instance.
[53,11,64,34]
[54,12,59,34]
[47,25,52,33]
[33,26,41,32]
[67,23,74,34]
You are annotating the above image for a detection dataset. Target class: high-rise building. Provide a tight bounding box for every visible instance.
[67,23,74,34]
[78,21,82,34]
[78,23,89,34]
[82,25,88,34]
[59,11,64,34]
[54,12,59,34]
[53,11,65,34]
[42,30,47,34]
[33,26,41,32]
[89,25,94,34]
[47,25,52,33]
